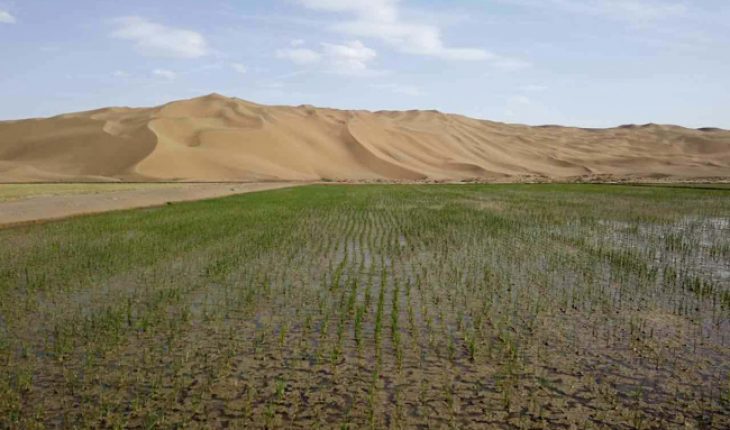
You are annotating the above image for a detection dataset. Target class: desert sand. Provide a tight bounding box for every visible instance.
[0,93,728,183]
[0,182,297,227]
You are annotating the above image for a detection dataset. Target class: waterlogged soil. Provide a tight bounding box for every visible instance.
[0,184,728,429]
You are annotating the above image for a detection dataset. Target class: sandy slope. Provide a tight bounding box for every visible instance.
[1,93,728,182]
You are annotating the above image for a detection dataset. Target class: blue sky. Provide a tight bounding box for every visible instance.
[1,0,728,128]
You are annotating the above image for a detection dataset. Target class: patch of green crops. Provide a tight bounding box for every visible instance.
[0,184,728,428]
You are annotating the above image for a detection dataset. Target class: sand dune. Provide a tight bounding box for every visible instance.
[1,93,728,182]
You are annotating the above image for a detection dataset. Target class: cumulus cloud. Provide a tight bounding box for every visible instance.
[0,9,16,24]
[295,0,491,61]
[297,0,399,22]
[276,40,383,76]
[322,41,377,74]
[111,17,208,59]
[152,69,177,80]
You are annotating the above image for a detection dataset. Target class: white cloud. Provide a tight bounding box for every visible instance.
[0,9,15,24]
[276,40,384,77]
[113,70,130,78]
[290,39,306,47]
[231,63,248,74]
[152,69,177,80]
[322,41,377,74]
[372,83,424,96]
[111,17,208,59]
[297,0,400,22]
[276,48,322,65]
[296,0,491,61]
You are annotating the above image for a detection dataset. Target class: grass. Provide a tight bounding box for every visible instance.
[0,184,728,428]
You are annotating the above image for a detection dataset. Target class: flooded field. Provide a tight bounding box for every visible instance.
[0,184,728,429]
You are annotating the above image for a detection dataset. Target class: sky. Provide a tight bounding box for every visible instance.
[0,0,729,128]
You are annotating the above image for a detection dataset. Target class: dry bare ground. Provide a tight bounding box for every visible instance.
[0,182,298,226]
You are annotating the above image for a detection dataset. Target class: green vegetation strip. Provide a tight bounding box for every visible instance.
[0,184,728,428]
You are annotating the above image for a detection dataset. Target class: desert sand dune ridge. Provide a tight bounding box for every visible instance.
[0,93,728,182]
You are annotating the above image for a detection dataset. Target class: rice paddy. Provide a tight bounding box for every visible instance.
[0,184,728,429]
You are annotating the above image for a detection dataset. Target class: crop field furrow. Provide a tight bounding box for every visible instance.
[0,184,728,429]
